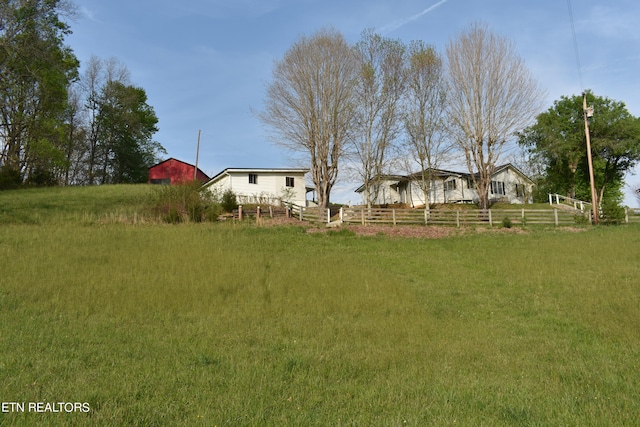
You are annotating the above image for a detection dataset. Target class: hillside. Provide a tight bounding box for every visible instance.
[0,185,153,225]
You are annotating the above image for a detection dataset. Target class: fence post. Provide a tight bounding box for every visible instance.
[554,209,558,226]
[299,207,303,221]
[238,205,243,221]
[327,208,330,224]
[488,209,493,226]
[269,206,273,218]
[256,206,261,220]
[424,208,428,225]
[392,209,396,226]
[456,210,460,228]
[625,207,629,224]
[522,208,525,226]
[340,207,344,224]
[548,193,553,205]
[361,207,365,225]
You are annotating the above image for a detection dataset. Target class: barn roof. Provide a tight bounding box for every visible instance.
[148,157,210,180]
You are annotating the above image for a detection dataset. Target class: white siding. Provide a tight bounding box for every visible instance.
[358,165,533,206]
[208,175,231,197]
[205,169,308,206]
[491,167,533,204]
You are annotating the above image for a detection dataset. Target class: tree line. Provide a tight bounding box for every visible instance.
[0,0,163,189]
[260,25,640,212]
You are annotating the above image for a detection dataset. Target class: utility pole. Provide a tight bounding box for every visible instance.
[582,92,598,224]
[194,130,201,181]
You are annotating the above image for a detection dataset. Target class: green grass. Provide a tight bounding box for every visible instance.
[0,186,639,425]
[0,184,153,224]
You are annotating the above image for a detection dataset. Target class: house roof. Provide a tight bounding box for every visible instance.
[203,167,309,187]
[354,175,406,193]
[354,163,533,193]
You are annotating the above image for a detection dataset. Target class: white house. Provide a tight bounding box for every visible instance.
[202,168,309,206]
[356,164,534,207]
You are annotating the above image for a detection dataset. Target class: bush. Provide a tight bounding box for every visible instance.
[221,189,238,213]
[0,167,22,190]
[501,216,513,228]
[600,199,625,225]
[150,181,222,223]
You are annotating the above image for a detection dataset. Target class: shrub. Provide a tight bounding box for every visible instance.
[600,199,626,225]
[501,216,513,228]
[221,189,238,213]
[574,212,590,226]
[0,166,22,190]
[151,181,222,223]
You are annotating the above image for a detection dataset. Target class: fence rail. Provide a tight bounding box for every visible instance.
[233,203,640,227]
[288,205,331,223]
[232,206,288,220]
[341,207,585,227]
[627,208,640,224]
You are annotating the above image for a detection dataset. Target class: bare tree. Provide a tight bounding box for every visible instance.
[445,22,544,209]
[259,28,358,208]
[402,40,449,208]
[350,30,406,207]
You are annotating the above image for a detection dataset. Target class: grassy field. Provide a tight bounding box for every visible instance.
[1,186,639,425]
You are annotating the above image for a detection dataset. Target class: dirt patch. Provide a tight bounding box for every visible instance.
[248,217,587,239]
[335,224,463,238]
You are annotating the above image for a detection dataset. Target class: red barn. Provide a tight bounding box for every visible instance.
[148,158,210,185]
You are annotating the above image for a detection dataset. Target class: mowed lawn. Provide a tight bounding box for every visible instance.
[0,186,639,425]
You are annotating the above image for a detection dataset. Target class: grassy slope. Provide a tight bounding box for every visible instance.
[0,186,639,425]
[0,185,153,224]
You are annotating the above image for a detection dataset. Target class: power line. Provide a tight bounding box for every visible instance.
[566,0,584,91]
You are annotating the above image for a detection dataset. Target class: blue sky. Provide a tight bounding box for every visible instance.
[67,0,640,205]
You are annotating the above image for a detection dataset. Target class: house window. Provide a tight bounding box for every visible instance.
[490,181,506,195]
[467,178,476,189]
[444,180,456,191]
[515,183,524,197]
[285,176,295,187]
[248,173,258,184]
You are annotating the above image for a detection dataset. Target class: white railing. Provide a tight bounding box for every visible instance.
[548,193,592,212]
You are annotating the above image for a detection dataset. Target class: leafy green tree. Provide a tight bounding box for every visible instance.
[0,0,79,185]
[518,92,640,208]
[77,56,131,184]
[96,81,164,183]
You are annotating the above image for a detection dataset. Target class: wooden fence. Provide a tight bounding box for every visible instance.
[232,205,289,220]
[233,204,332,223]
[233,204,640,227]
[288,205,331,223]
[626,208,640,224]
[340,207,586,227]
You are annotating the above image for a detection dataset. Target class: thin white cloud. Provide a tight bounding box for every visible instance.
[378,0,450,34]
[80,7,101,24]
